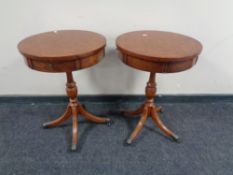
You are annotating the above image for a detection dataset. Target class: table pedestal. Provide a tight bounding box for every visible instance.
[124,72,179,144]
[43,72,111,150]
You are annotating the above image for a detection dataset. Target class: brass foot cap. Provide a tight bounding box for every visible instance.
[126,138,133,145]
[106,119,113,126]
[71,144,77,151]
[171,134,180,143]
[42,123,49,129]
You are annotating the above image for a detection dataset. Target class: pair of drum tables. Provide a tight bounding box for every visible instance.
[18,30,202,151]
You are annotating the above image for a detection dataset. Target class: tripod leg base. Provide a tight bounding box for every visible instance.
[124,72,179,145]
[42,72,112,151]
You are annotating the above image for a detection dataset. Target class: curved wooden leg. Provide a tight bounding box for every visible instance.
[124,104,144,117]
[151,106,179,142]
[43,106,72,128]
[79,105,111,124]
[71,105,78,151]
[127,107,148,144]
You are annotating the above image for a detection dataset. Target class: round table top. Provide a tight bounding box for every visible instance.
[18,30,106,61]
[116,31,202,62]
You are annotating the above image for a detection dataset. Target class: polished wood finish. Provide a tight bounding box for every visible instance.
[18,30,111,150]
[117,31,202,62]
[117,30,202,73]
[18,30,105,73]
[118,52,198,73]
[117,30,202,144]
[43,72,110,150]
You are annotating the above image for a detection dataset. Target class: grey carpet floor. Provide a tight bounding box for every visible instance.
[0,101,233,175]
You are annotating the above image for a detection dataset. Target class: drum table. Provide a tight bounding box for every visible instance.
[18,30,111,150]
[116,31,202,144]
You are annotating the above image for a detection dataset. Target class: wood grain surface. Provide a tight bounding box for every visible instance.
[18,30,106,72]
[18,30,106,61]
[116,30,202,73]
[116,30,202,62]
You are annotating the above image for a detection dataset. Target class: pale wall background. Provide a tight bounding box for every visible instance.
[0,0,233,95]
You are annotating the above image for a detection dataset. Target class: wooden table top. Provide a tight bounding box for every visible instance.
[116,31,202,62]
[18,30,106,61]
[18,30,106,73]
